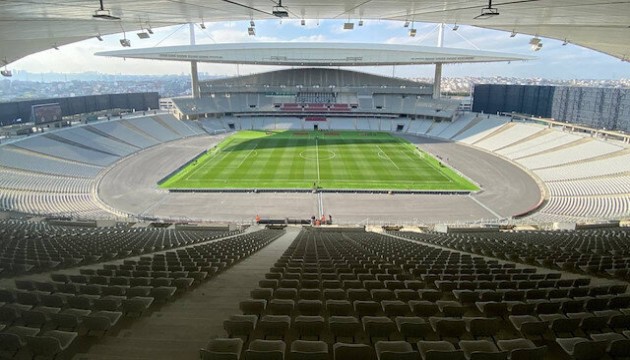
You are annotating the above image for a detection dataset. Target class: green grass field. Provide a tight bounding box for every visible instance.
[159,130,478,191]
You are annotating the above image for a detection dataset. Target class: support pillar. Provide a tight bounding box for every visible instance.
[433,23,444,100]
[189,23,200,99]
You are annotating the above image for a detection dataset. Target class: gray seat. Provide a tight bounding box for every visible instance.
[201,338,244,360]
[556,337,607,360]
[590,332,630,358]
[290,340,328,360]
[417,340,465,360]
[362,316,397,343]
[293,315,325,340]
[395,316,433,341]
[374,340,418,360]
[258,315,291,340]
[429,317,467,340]
[26,330,78,359]
[82,310,122,336]
[245,339,286,360]
[508,315,548,338]
[329,316,361,342]
[224,314,258,340]
[121,297,154,317]
[496,338,547,360]
[459,340,508,360]
[333,343,375,360]
[0,326,40,356]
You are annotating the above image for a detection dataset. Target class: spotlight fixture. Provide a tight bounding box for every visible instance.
[250,20,255,27]
[358,20,364,26]
[510,30,517,37]
[120,38,131,47]
[96,34,104,41]
[1,70,12,77]
[272,0,289,17]
[562,39,568,45]
[403,20,410,27]
[93,0,120,20]
[248,27,256,36]
[53,44,59,50]
[452,23,459,31]
[301,19,305,26]
[474,0,499,19]
[409,28,417,37]
[147,27,154,35]
[200,22,206,29]
[531,42,543,51]
[343,22,354,30]
[529,37,541,45]
[137,31,150,39]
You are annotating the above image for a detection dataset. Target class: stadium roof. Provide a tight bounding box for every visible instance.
[95,43,535,66]
[1,0,629,66]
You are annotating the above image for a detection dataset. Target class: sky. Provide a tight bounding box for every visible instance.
[10,19,630,80]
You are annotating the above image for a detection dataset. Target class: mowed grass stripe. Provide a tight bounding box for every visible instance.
[159,130,479,191]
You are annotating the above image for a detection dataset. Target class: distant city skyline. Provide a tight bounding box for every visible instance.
[8,20,630,80]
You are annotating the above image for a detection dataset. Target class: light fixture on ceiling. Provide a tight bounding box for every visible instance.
[562,39,568,45]
[199,20,206,29]
[452,23,459,31]
[403,20,410,28]
[529,37,541,45]
[301,19,305,26]
[531,43,543,51]
[343,22,354,30]
[250,20,255,27]
[96,35,103,41]
[248,27,256,36]
[272,0,289,17]
[358,20,364,26]
[120,38,131,47]
[475,0,499,19]
[146,24,154,34]
[137,31,150,39]
[1,69,11,77]
[93,0,120,20]
[53,44,59,50]
[409,28,417,37]
[510,30,517,37]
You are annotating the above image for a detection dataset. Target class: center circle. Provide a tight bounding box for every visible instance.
[300,150,336,160]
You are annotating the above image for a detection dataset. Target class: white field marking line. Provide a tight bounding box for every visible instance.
[409,147,453,183]
[217,178,449,183]
[236,142,259,169]
[375,145,400,170]
[469,195,502,219]
[315,138,321,182]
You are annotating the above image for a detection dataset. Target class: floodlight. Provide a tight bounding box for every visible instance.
[343,22,354,30]
[96,35,104,41]
[272,1,289,18]
[510,30,517,37]
[452,24,459,31]
[248,27,255,36]
[530,42,542,51]
[93,0,120,20]
[529,37,541,45]
[358,20,364,26]
[403,20,410,27]
[137,32,150,39]
[200,22,206,29]
[562,39,568,45]
[250,20,255,27]
[147,28,154,34]
[120,38,131,47]
[53,44,59,50]
[409,28,417,37]
[1,70,12,77]
[301,19,305,26]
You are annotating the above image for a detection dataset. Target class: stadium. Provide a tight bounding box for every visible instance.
[0,1,630,359]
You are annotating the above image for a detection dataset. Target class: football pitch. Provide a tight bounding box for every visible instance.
[159,131,478,191]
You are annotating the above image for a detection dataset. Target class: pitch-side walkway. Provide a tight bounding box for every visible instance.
[73,227,300,359]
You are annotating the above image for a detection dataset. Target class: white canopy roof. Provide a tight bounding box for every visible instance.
[95,42,535,66]
[1,0,629,65]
